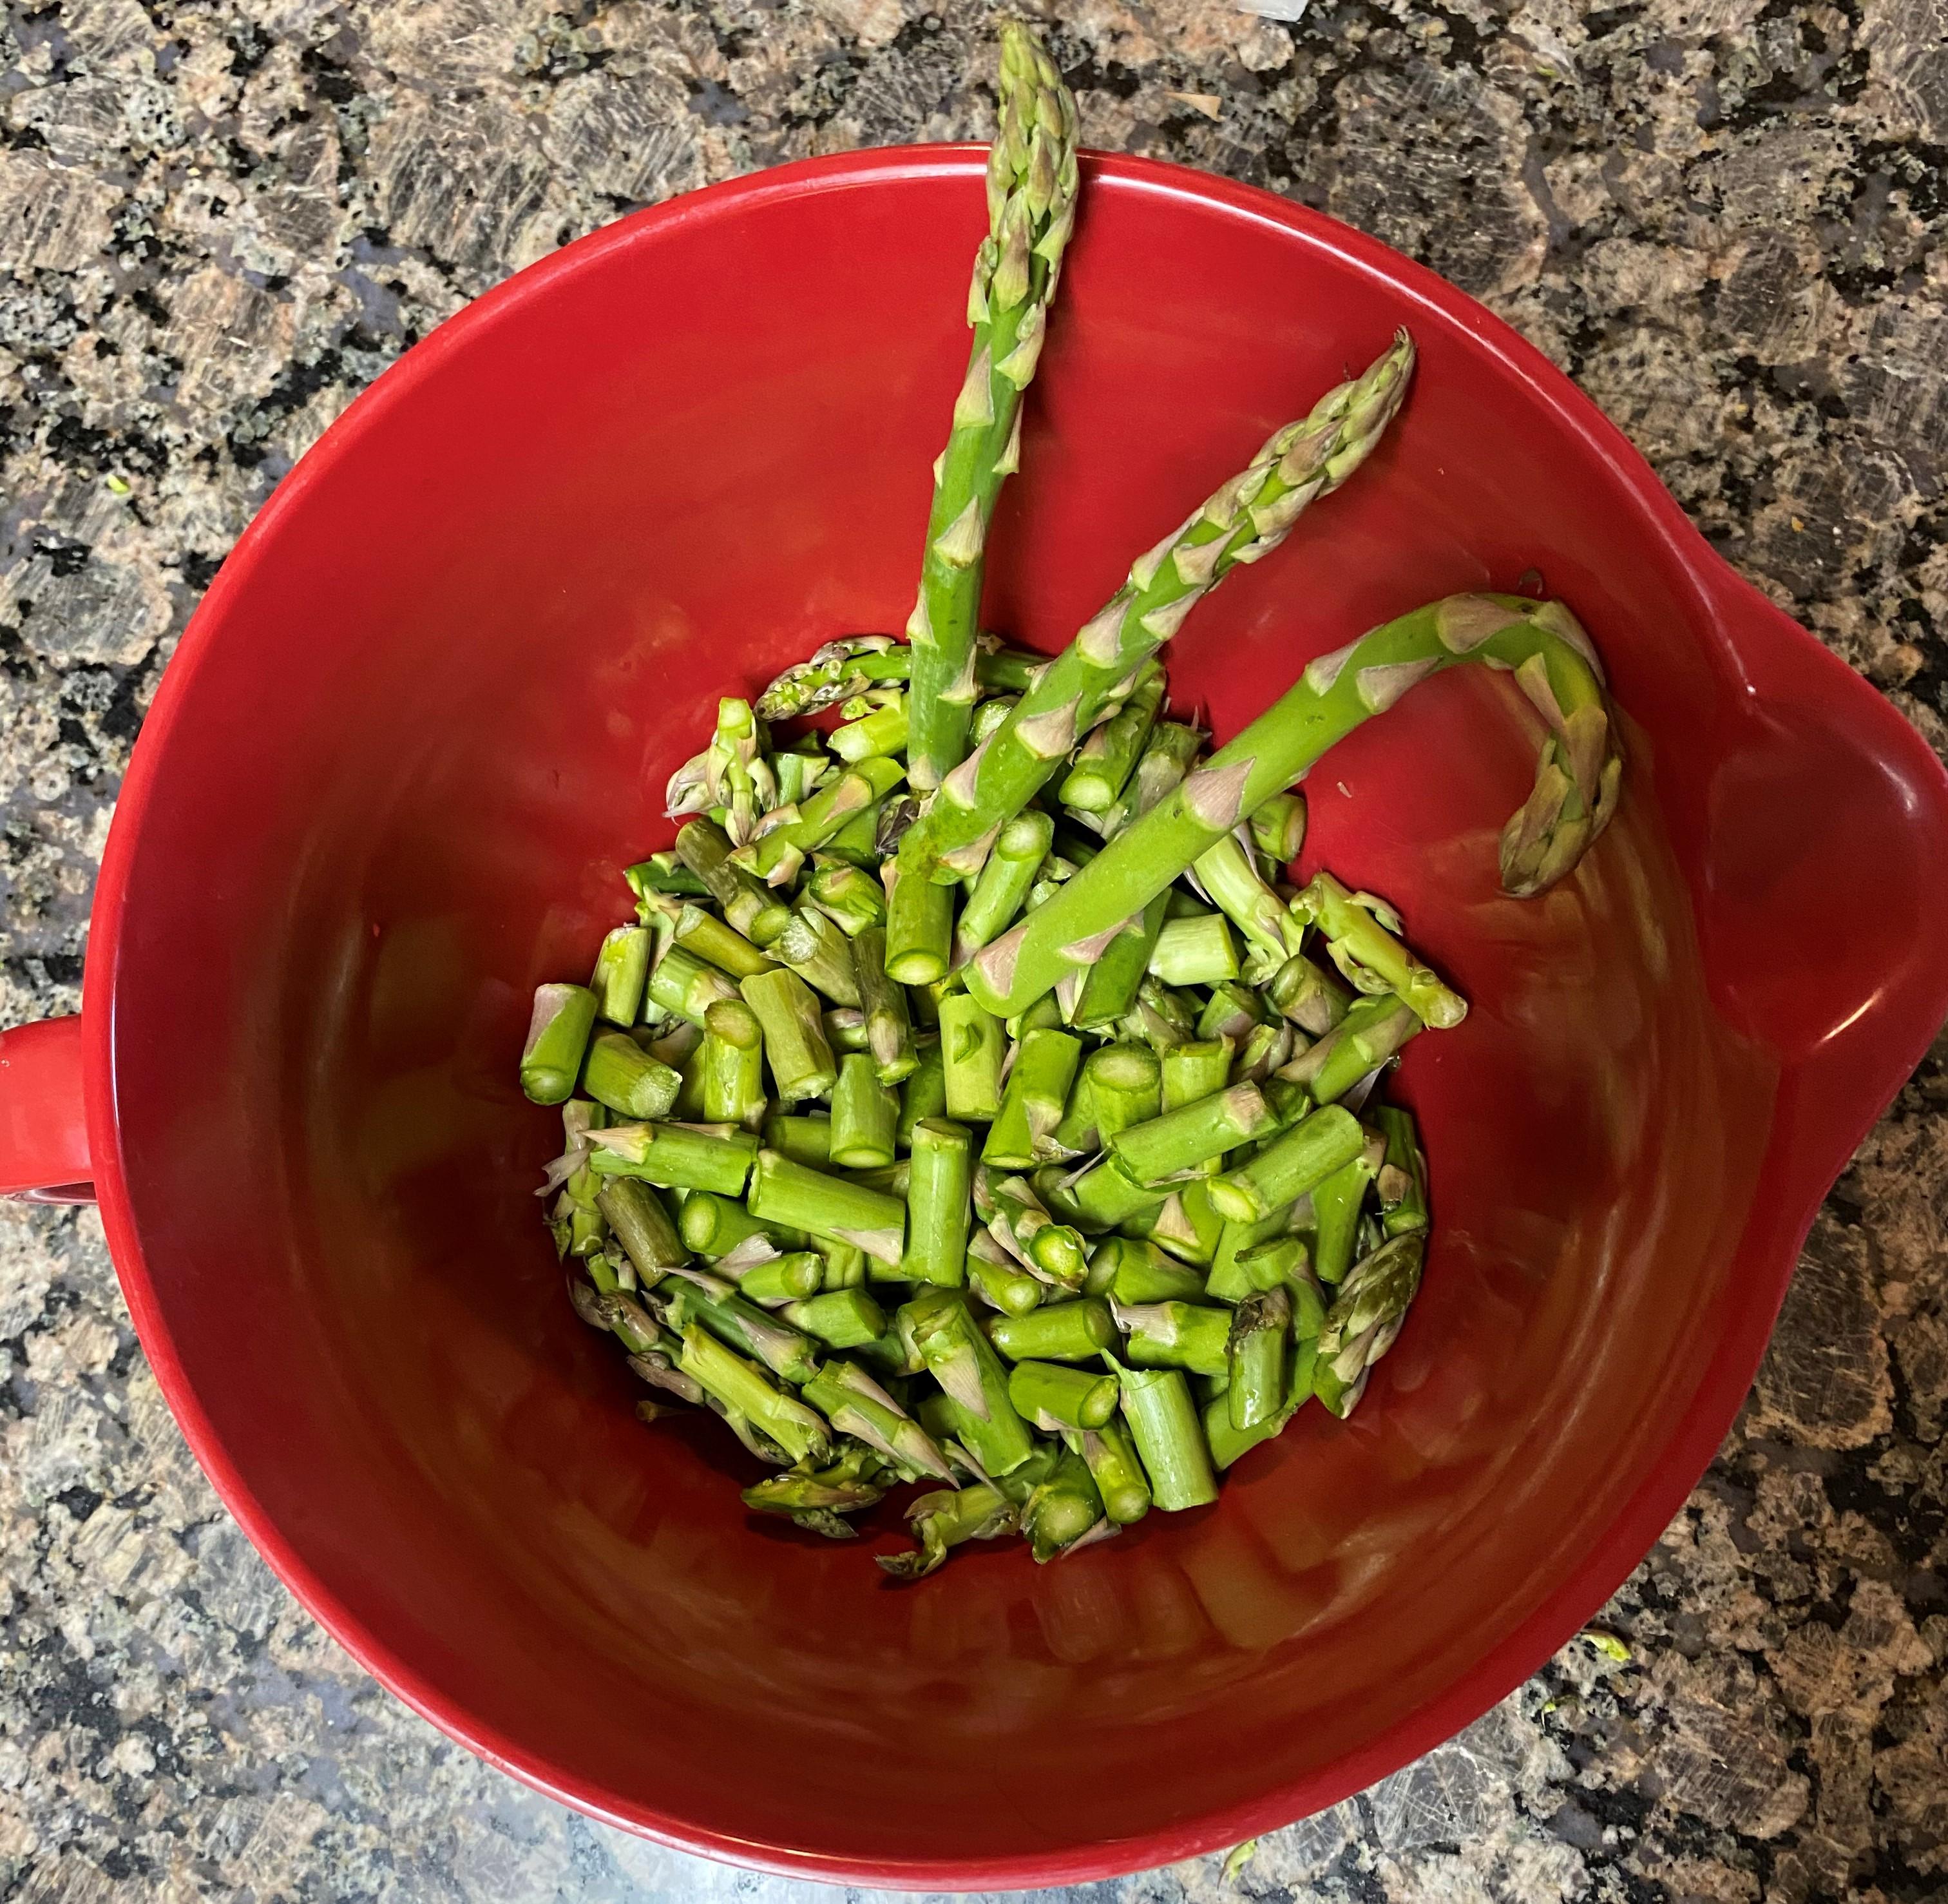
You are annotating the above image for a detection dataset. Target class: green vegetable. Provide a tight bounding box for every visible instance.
[905,23,1081,791]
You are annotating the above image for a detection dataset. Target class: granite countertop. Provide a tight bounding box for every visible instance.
[2,1,1944,1898]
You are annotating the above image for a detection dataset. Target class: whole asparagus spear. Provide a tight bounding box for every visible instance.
[905,23,1080,791]
[899,332,1417,898]
[966,593,1620,1015]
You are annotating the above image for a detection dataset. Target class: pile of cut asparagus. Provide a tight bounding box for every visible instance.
[517,24,1623,1577]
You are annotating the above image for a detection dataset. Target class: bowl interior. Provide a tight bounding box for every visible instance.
[95,153,1941,1882]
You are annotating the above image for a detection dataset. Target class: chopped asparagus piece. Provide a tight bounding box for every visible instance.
[1112,1359,1217,1511]
[520,984,597,1103]
[589,926,652,1024]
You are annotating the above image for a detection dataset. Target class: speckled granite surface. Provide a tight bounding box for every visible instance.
[1,1,1944,1898]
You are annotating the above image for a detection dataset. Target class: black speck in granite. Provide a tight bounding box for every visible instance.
[2,1,1945,1898]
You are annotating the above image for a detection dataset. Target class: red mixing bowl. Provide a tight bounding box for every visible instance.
[4,148,1946,1888]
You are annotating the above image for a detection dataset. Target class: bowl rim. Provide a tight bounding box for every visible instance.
[81,143,1948,1889]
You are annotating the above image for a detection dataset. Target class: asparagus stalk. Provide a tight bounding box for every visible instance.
[774,905,862,1006]
[904,1291,1036,1474]
[1115,1298,1232,1374]
[830,1053,899,1168]
[1167,1033,1234,1105]
[1080,1043,1163,1147]
[1112,1358,1217,1510]
[668,1039,708,1120]
[658,1276,821,1384]
[877,1480,1016,1580]
[1019,1443,1109,1561]
[1249,791,1307,863]
[678,1189,797,1258]
[1070,889,1171,1030]
[747,1150,906,1267]
[939,993,1006,1120]
[979,1170,1089,1289]
[698,1001,767,1130]
[968,1235,1045,1316]
[1143,1177,1224,1267]
[589,926,652,1024]
[1202,1390,1293,1470]
[625,853,708,900]
[850,925,917,1084]
[740,968,839,1104]
[1227,1285,1291,1430]
[1147,913,1239,987]
[967,593,1619,1015]
[733,1251,826,1306]
[1098,1235,1206,1303]
[771,744,828,811]
[805,855,886,936]
[1047,1066,1098,1156]
[647,943,743,1028]
[674,819,791,946]
[1313,1233,1425,1418]
[818,1240,868,1290]
[676,1325,829,1463]
[1008,1359,1120,1432]
[848,1158,912,1198]
[745,758,908,887]
[982,1027,1082,1168]
[971,692,1018,744]
[779,1287,887,1349]
[756,635,912,717]
[1061,1153,1169,1230]
[1191,833,1297,966]
[1197,987,1259,1050]
[587,1122,759,1196]
[985,1296,1116,1361]
[763,1113,832,1166]
[520,984,598,1103]
[1237,1233,1320,1318]
[1375,1104,1429,1235]
[953,810,1054,963]
[1107,1082,1272,1184]
[1282,994,1422,1103]
[582,1030,683,1121]
[905,22,1081,791]
[758,634,1040,720]
[1058,660,1165,812]
[1294,871,1466,1028]
[904,334,1417,881]
[627,1351,707,1407]
[884,855,956,984]
[830,698,909,762]
[1205,1204,1292,1300]
[570,1280,664,1354]
[1094,720,1201,840]
[716,698,772,845]
[1208,1104,1364,1224]
[1311,1137,1382,1285]
[898,1041,948,1146]
[827,798,890,867]
[1267,950,1353,1035]
[597,1180,687,1284]
[741,1444,889,1533]
[1065,1419,1151,1524]
[903,1117,973,1287]
[801,1360,954,1480]
[671,905,777,981]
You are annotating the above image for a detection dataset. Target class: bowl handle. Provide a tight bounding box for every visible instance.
[0,1017,94,1203]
